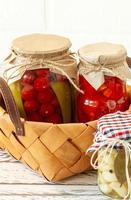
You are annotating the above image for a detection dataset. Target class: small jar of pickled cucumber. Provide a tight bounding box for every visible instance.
[4,34,77,123]
[88,111,131,199]
[77,43,131,122]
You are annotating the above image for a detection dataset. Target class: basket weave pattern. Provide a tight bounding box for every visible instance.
[0,107,96,181]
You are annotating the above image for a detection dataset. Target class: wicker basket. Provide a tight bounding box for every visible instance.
[0,77,97,181]
[2,35,131,182]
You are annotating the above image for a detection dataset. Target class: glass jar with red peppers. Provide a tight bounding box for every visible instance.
[77,43,131,122]
[5,34,77,123]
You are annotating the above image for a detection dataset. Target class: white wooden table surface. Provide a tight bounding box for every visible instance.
[0,150,111,200]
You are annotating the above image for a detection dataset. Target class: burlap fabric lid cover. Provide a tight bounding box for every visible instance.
[5,34,77,84]
[78,42,131,90]
[11,33,71,55]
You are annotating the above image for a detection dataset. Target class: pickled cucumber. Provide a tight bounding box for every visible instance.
[114,150,131,184]
[9,81,26,118]
[51,80,72,123]
[110,182,127,198]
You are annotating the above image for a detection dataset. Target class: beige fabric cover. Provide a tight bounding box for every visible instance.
[11,33,71,54]
[78,42,131,89]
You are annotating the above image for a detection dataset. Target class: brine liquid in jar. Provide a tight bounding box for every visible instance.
[77,75,130,122]
[98,148,131,199]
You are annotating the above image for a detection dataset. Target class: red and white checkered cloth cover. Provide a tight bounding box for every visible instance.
[88,111,131,151]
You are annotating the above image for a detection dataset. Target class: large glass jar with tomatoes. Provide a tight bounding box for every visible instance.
[5,34,77,123]
[77,43,131,122]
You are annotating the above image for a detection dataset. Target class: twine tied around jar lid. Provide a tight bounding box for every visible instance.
[78,42,131,90]
[4,34,83,93]
[87,111,131,200]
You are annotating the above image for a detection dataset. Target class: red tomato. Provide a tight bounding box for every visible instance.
[40,104,55,117]
[48,113,62,124]
[37,88,54,103]
[24,100,39,112]
[34,77,49,91]
[21,71,36,85]
[21,85,36,100]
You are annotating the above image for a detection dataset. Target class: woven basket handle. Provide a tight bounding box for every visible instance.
[0,77,24,136]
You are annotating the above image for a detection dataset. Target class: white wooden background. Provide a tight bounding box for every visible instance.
[1,0,131,60]
[0,150,111,200]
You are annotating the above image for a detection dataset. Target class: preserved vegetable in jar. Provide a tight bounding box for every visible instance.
[98,148,131,199]
[88,112,131,199]
[4,34,77,123]
[77,43,131,122]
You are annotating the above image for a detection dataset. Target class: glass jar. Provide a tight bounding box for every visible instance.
[5,34,77,123]
[87,111,131,200]
[77,43,131,122]
[98,148,131,199]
